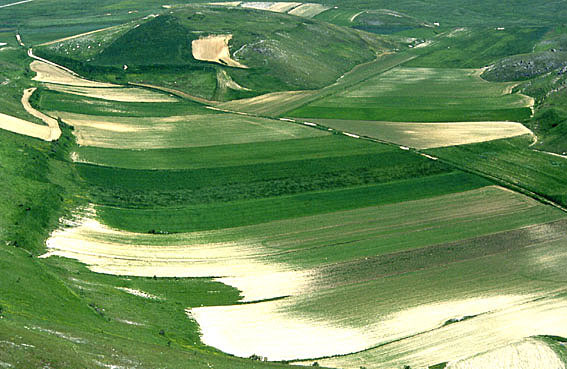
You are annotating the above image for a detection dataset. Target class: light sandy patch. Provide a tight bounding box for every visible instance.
[43,212,312,302]
[25,326,85,344]
[267,2,300,12]
[208,1,242,6]
[192,294,535,361]
[447,27,468,38]
[15,34,24,46]
[287,3,330,18]
[311,119,533,149]
[240,2,299,12]
[45,84,177,103]
[240,2,301,13]
[414,40,432,48]
[31,60,119,87]
[446,338,565,369]
[190,299,370,361]
[115,287,160,300]
[311,294,567,369]
[534,149,567,159]
[116,319,144,326]
[377,9,404,17]
[217,69,250,91]
[192,34,247,68]
[0,113,54,141]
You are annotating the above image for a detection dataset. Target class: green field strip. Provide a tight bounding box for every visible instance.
[312,217,567,287]
[289,106,531,122]
[73,135,393,170]
[78,150,450,208]
[96,171,491,233]
[54,111,327,149]
[427,136,567,208]
[34,89,217,117]
[251,186,565,267]
[288,67,532,122]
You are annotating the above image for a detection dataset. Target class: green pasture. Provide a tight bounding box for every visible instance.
[78,149,450,208]
[428,136,567,207]
[96,171,490,233]
[289,67,531,122]
[73,135,392,170]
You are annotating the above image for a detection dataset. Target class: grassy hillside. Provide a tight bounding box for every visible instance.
[34,5,388,100]
[4,1,567,368]
[0,47,306,369]
[482,26,567,154]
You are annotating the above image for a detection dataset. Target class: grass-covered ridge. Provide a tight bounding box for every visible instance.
[33,5,390,100]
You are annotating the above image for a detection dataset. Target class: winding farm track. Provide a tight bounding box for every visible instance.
[0,0,32,9]
[0,88,60,141]
[21,87,61,140]
[28,49,81,78]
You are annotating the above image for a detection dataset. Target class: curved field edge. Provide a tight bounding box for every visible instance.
[41,184,567,363]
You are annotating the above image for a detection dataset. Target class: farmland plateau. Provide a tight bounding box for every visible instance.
[2,1,567,368]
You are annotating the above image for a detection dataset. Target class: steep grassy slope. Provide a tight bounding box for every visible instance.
[480,26,567,155]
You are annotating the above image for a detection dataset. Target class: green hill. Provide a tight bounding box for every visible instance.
[34,5,391,100]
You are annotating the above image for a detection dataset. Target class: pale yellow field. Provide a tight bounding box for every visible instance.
[287,3,329,18]
[191,34,247,68]
[0,87,61,141]
[31,60,119,87]
[446,338,565,369]
[45,84,178,103]
[310,119,533,149]
[0,112,54,141]
[240,2,299,12]
[190,298,370,361]
[312,294,567,368]
[42,211,312,302]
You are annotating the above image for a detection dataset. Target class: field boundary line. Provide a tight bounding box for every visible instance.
[286,116,567,214]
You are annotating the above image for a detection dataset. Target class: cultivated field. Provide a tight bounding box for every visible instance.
[289,67,533,122]
[50,111,324,149]
[2,1,567,368]
[309,119,532,149]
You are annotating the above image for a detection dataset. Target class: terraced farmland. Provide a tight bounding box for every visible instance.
[2,1,567,368]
